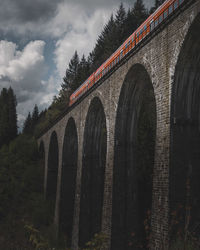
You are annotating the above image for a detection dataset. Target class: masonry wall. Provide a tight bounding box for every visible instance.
[37,1,200,249]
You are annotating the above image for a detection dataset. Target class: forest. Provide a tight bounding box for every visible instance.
[0,1,170,249]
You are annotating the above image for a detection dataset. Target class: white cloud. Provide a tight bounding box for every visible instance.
[51,2,112,77]
[0,40,59,128]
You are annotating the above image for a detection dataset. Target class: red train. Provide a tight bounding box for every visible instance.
[69,0,185,106]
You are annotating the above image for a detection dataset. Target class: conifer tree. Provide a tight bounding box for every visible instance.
[155,0,165,8]
[23,112,32,134]
[150,0,165,13]
[92,14,117,71]
[32,104,39,128]
[123,8,137,39]
[76,55,90,85]
[63,51,80,91]
[115,3,127,44]
[132,0,148,28]
[8,87,17,141]
[0,87,17,148]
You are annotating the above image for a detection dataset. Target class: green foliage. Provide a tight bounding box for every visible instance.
[23,112,32,134]
[82,233,109,250]
[0,134,40,219]
[23,104,40,135]
[63,50,80,92]
[24,224,49,249]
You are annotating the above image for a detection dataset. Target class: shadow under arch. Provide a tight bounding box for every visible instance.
[111,63,156,250]
[47,131,59,222]
[170,14,200,242]
[59,117,78,247]
[79,97,107,248]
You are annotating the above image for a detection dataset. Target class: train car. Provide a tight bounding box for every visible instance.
[69,73,95,106]
[69,0,185,107]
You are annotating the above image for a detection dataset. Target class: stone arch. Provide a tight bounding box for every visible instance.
[79,97,107,248]
[59,117,78,247]
[170,13,200,241]
[47,131,59,222]
[111,63,157,250]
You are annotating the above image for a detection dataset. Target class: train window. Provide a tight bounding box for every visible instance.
[144,25,147,31]
[169,5,173,14]
[128,41,130,47]
[150,21,154,31]
[159,14,163,23]
[164,9,168,19]
[155,19,158,27]
[125,44,128,49]
[174,0,178,9]
[118,56,120,62]
[120,50,123,58]
[137,32,139,38]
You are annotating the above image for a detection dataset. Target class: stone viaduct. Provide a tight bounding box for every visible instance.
[38,0,200,249]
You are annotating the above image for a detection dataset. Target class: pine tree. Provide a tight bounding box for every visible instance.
[92,14,117,71]
[23,112,32,134]
[0,89,9,147]
[8,87,17,142]
[123,8,137,40]
[32,104,39,128]
[115,3,127,44]
[155,0,165,8]
[150,0,165,13]
[63,51,80,91]
[76,55,90,85]
[0,87,17,148]
[132,0,148,28]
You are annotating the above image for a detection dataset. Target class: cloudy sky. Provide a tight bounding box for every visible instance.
[0,0,154,128]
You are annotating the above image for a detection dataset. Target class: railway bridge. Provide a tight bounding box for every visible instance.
[38,0,200,249]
